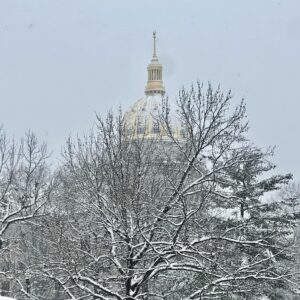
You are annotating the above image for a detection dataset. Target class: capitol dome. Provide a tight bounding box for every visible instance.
[124,32,182,140]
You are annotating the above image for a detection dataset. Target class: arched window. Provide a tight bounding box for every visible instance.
[137,117,145,134]
[153,121,160,133]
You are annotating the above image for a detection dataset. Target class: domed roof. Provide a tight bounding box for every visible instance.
[124,95,183,140]
[124,94,163,139]
[126,95,162,119]
[124,32,183,140]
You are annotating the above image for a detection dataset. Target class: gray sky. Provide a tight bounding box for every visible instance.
[0,0,300,179]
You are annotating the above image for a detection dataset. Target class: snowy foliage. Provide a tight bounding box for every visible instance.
[1,84,299,300]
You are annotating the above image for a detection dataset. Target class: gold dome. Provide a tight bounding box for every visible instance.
[124,32,183,140]
[124,95,163,138]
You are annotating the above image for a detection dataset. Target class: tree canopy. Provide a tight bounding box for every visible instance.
[0,83,299,300]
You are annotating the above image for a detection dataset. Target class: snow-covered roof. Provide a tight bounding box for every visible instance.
[124,95,182,139]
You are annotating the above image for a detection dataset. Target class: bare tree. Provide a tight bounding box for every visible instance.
[32,83,299,300]
[0,129,52,298]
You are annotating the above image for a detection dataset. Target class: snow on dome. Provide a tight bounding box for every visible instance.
[124,95,183,140]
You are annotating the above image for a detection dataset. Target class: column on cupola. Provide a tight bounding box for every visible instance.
[145,31,165,96]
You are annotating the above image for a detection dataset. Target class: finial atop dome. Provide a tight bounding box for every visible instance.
[152,31,158,61]
[145,31,165,96]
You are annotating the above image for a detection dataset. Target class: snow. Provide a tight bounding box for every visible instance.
[0,297,17,300]
[258,296,269,300]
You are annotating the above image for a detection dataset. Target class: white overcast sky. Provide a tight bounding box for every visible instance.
[0,0,300,179]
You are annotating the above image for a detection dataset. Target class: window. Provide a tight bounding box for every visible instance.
[137,117,145,134]
[153,121,160,133]
[137,126,145,134]
[180,128,186,138]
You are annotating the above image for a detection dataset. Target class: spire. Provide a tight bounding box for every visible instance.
[152,31,158,61]
[145,31,165,96]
